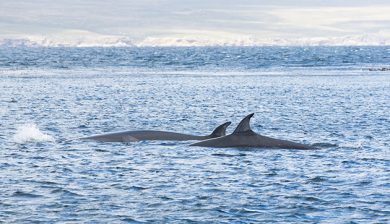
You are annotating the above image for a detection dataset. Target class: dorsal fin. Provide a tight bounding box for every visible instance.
[233,113,254,134]
[209,122,231,138]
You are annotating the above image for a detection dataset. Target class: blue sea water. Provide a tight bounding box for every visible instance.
[0,46,389,223]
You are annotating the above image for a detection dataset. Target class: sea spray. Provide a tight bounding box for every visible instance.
[13,123,55,144]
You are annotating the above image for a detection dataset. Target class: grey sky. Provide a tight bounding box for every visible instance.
[0,0,389,44]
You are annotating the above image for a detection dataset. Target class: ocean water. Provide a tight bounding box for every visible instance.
[0,46,389,223]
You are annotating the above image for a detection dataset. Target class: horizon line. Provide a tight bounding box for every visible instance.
[1,35,389,47]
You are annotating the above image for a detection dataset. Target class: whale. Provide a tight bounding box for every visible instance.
[191,113,313,149]
[80,121,231,142]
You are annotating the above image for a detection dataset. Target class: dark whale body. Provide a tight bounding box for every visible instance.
[81,122,231,142]
[191,113,313,149]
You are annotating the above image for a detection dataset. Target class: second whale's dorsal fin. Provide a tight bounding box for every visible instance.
[209,121,232,138]
[233,113,254,134]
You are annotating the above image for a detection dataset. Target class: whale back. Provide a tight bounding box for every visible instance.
[208,121,231,138]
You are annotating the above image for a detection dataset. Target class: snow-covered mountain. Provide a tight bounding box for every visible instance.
[1,35,389,47]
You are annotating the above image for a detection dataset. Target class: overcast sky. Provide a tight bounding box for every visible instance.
[1,0,389,42]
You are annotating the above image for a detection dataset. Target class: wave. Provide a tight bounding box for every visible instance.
[13,123,55,144]
[1,35,389,47]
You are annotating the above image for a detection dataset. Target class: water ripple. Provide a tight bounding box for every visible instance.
[0,47,389,223]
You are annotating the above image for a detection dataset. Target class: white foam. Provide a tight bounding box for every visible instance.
[13,123,55,144]
[0,107,7,116]
[339,140,365,149]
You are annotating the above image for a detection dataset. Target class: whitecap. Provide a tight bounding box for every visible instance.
[0,107,7,116]
[13,123,55,144]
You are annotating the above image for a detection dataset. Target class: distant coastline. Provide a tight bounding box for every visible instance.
[1,35,389,48]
